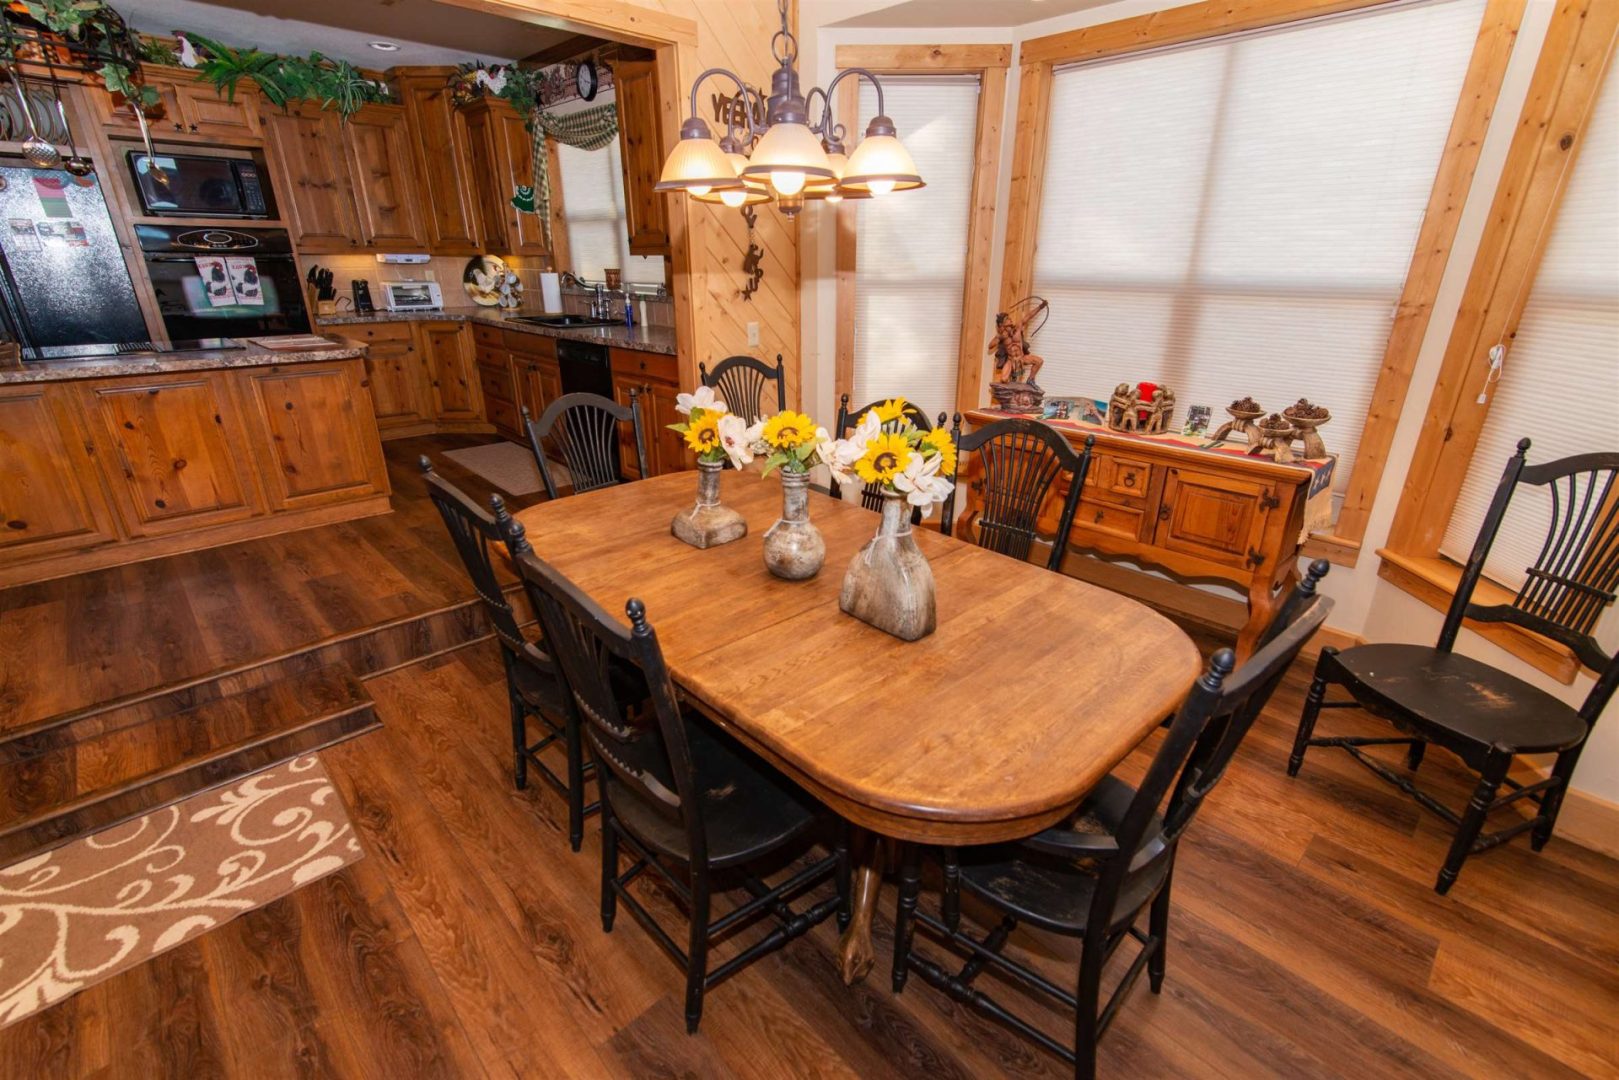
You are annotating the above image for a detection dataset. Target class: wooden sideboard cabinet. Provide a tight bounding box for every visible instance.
[959,411,1317,656]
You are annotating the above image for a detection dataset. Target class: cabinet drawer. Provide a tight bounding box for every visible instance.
[1072,498,1146,543]
[472,323,504,348]
[475,345,509,371]
[486,396,521,436]
[346,322,415,345]
[610,348,677,384]
[479,366,515,405]
[1101,456,1152,499]
[503,330,557,359]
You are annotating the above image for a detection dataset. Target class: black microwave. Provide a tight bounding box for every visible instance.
[128,152,272,218]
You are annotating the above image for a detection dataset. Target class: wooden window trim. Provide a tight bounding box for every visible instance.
[833,44,1012,418]
[1003,0,1526,569]
[1379,0,1619,684]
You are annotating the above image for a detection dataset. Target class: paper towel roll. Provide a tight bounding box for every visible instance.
[539,272,562,313]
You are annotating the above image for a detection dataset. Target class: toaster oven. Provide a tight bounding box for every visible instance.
[380,280,444,312]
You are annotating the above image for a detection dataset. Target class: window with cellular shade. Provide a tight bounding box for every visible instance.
[1029,0,1486,505]
[1441,64,1619,589]
[851,75,979,416]
[556,137,665,285]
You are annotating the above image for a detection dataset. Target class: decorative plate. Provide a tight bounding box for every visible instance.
[462,254,510,307]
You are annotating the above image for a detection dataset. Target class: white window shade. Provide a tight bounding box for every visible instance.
[1031,0,1486,503]
[556,138,665,285]
[1442,66,1619,589]
[851,76,979,417]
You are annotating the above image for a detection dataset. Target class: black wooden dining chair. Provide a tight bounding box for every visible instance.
[1290,440,1619,894]
[828,394,957,520]
[893,562,1332,1079]
[698,353,786,426]
[941,418,1094,572]
[521,391,648,501]
[510,535,848,1034]
[420,458,597,851]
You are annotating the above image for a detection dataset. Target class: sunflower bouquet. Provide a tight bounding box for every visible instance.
[668,385,733,464]
[824,398,957,515]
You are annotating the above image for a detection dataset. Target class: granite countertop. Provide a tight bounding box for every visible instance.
[0,339,367,385]
[316,306,678,356]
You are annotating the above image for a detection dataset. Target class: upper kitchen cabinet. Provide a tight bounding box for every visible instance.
[396,69,482,255]
[612,56,670,257]
[342,104,430,251]
[460,98,548,258]
[263,103,362,252]
[91,66,263,143]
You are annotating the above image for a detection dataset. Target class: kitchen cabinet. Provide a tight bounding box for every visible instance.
[1153,466,1274,570]
[264,104,361,252]
[77,371,265,537]
[421,322,482,422]
[507,331,561,426]
[472,324,520,439]
[1,356,392,589]
[92,66,263,142]
[612,57,670,257]
[461,99,548,257]
[342,104,429,251]
[609,347,687,477]
[397,71,482,255]
[0,384,120,561]
[240,362,389,511]
[351,323,430,434]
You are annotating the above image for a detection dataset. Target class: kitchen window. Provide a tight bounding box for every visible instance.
[848,75,980,413]
[555,136,665,285]
[1026,0,1489,516]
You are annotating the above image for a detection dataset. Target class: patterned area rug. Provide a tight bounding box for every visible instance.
[0,755,362,1028]
[443,441,570,496]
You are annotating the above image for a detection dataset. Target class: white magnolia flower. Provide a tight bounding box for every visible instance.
[821,412,880,490]
[675,385,728,416]
[717,413,755,469]
[893,451,955,517]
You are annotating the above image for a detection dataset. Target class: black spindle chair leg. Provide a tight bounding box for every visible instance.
[1148,863,1173,993]
[1437,752,1509,895]
[942,848,961,932]
[835,822,852,932]
[1532,747,1579,850]
[892,843,922,992]
[1289,647,1334,777]
[686,874,711,1033]
[507,688,528,790]
[1406,741,1427,771]
[600,802,618,932]
[566,714,585,852]
[1075,932,1106,1080]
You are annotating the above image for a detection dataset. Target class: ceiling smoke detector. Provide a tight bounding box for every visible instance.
[368,41,401,52]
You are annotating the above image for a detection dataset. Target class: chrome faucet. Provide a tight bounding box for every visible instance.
[591,283,607,320]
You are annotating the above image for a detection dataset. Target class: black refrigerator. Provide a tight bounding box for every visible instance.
[0,163,149,358]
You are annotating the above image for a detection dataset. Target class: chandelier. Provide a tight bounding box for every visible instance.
[655,0,923,216]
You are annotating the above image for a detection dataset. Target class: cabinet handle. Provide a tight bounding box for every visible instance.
[1158,503,1171,521]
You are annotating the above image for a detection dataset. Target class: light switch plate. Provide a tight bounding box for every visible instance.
[747,321,760,347]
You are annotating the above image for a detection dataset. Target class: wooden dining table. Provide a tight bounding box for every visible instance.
[509,468,1201,984]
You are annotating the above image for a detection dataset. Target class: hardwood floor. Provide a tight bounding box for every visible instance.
[4,636,1614,1078]
[2,437,1614,1078]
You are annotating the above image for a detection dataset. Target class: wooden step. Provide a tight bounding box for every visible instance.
[0,664,379,867]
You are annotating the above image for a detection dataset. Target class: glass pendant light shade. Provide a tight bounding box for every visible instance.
[693,150,771,206]
[740,121,834,195]
[655,119,744,194]
[840,117,924,195]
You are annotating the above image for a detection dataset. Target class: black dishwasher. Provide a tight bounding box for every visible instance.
[557,338,613,399]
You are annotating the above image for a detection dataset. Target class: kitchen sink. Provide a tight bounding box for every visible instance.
[506,314,620,328]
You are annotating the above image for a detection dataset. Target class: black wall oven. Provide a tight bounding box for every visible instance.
[136,225,310,341]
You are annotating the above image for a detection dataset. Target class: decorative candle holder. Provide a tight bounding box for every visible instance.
[1283,401,1331,459]
[762,470,825,579]
[1212,398,1265,443]
[672,460,747,548]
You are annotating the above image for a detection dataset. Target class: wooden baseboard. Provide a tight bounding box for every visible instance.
[1548,783,1619,860]
[0,495,394,589]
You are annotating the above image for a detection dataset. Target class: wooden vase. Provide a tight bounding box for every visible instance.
[762,470,825,580]
[671,461,747,549]
[839,492,936,641]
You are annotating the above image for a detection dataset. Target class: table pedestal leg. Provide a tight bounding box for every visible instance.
[837,829,886,985]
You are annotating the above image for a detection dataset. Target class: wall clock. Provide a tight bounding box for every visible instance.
[575,59,599,102]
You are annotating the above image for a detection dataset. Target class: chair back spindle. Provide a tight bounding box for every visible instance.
[943,418,1093,571]
[523,391,648,500]
[1443,441,1619,719]
[511,538,708,866]
[700,354,787,427]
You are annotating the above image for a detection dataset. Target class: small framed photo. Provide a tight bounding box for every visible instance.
[1182,404,1213,437]
[1080,399,1107,425]
[1042,397,1076,421]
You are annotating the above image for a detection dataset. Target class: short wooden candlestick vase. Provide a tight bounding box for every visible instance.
[762,470,826,580]
[839,492,937,641]
[671,460,747,549]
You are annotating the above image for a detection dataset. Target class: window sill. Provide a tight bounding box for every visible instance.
[1304,531,1361,568]
[1374,549,1580,685]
